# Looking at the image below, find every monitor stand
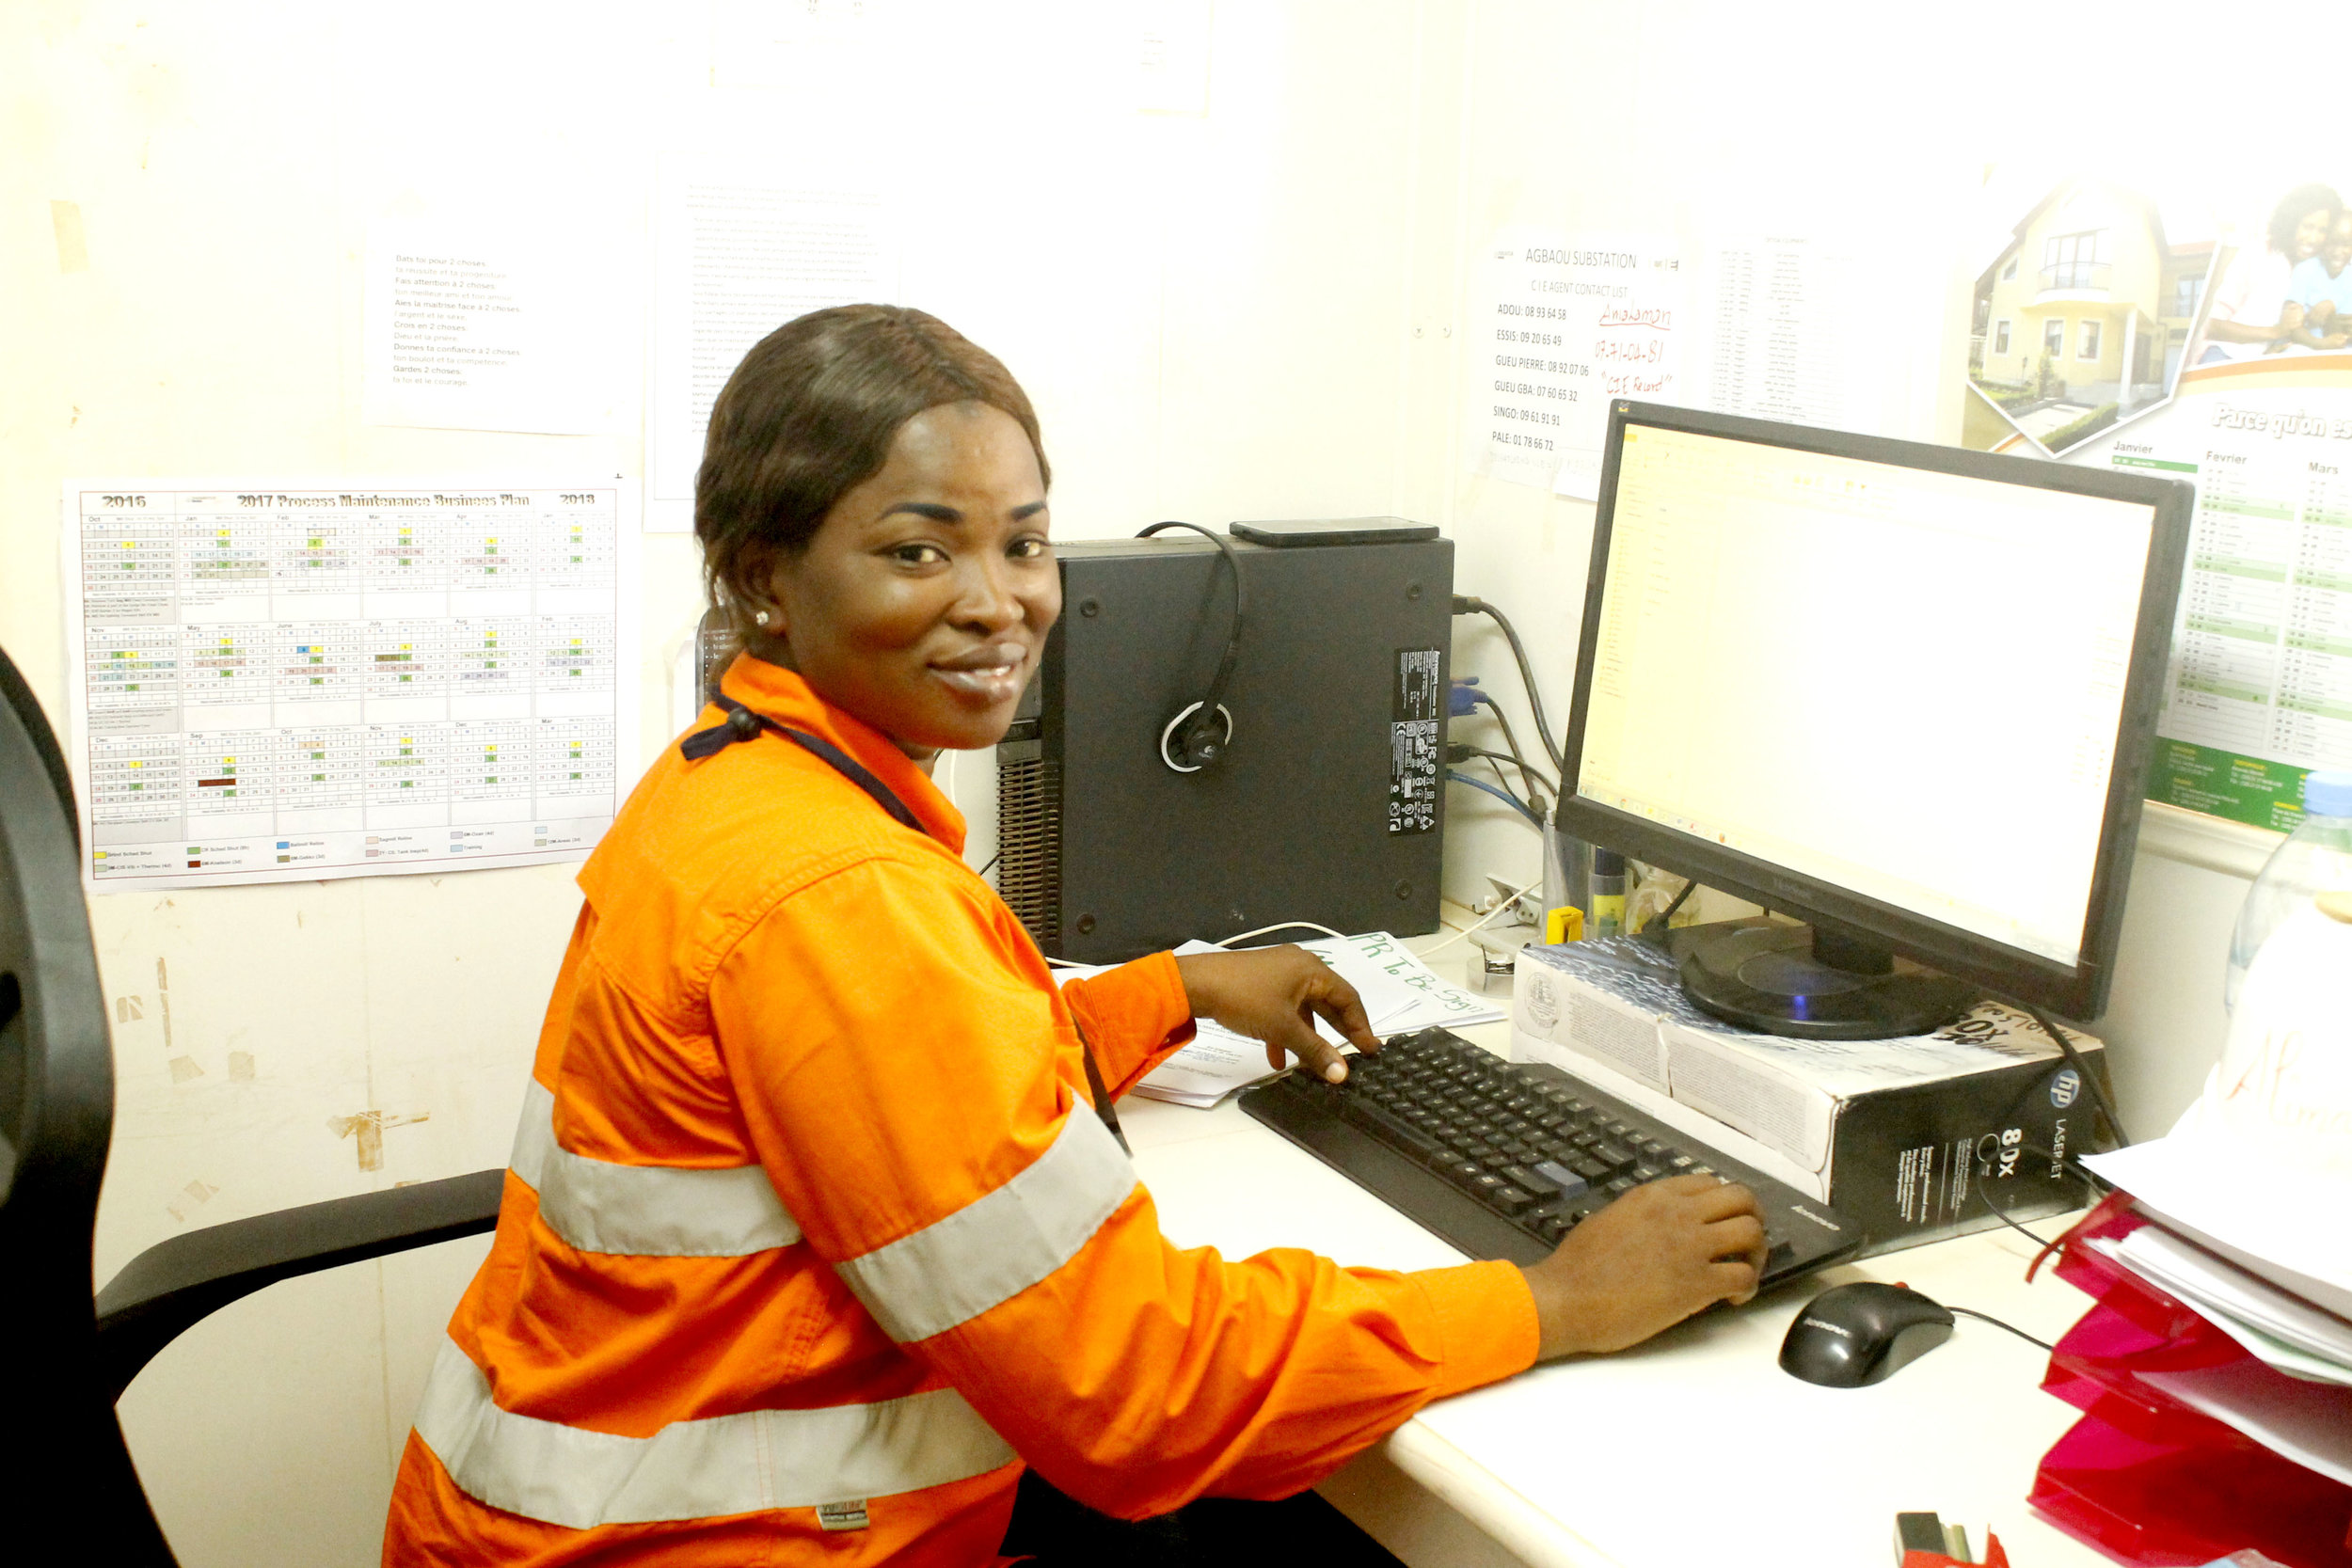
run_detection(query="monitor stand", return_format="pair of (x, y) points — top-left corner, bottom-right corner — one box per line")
(1667, 918), (1977, 1040)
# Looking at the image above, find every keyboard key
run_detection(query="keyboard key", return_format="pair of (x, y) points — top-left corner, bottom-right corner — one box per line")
(1489, 1185), (1533, 1213)
(1569, 1155), (1612, 1182)
(1529, 1160), (1590, 1203)
(1590, 1140), (1635, 1168)
(1500, 1164), (1559, 1200)
(1605, 1176), (1636, 1196)
(1630, 1163), (1664, 1183)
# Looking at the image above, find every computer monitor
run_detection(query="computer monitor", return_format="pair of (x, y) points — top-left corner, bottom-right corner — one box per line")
(1556, 402), (2192, 1037)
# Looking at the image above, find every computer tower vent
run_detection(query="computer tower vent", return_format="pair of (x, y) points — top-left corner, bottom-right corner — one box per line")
(994, 754), (1061, 949)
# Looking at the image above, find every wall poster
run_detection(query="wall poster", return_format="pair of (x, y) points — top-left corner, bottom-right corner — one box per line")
(1959, 167), (2352, 831)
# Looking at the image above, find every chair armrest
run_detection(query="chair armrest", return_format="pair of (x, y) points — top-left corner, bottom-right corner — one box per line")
(93, 1168), (506, 1402)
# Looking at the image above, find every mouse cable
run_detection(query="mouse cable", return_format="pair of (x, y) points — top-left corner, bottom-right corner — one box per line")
(1946, 1306), (2054, 1354)
(1136, 521), (1246, 762)
(1448, 768), (1545, 829)
(1452, 595), (1563, 772)
(2019, 1002), (2133, 1150)
(975, 850), (1001, 883)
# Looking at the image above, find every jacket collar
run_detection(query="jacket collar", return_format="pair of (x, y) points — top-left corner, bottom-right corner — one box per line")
(716, 654), (969, 856)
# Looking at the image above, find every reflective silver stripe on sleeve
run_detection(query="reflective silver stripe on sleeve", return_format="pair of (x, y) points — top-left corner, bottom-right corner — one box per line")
(413, 1338), (1015, 1529)
(834, 1106), (1138, 1344)
(508, 1079), (803, 1258)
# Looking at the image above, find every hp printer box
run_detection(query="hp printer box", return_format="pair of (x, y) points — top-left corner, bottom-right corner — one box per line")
(1511, 937), (2103, 1257)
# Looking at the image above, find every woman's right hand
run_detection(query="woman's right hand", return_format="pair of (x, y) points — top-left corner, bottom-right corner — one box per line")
(1518, 1175), (1768, 1359)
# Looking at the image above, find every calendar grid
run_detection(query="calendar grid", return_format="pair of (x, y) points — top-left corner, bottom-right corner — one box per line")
(66, 483), (630, 889)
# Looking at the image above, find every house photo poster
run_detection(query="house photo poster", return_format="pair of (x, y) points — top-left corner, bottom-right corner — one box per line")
(1958, 166), (2352, 831)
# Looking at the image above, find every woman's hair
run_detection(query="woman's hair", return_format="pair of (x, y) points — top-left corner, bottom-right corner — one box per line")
(2269, 182), (2343, 252)
(695, 305), (1048, 641)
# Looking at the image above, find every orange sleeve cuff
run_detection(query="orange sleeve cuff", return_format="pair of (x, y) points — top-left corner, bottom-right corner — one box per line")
(1408, 1259), (1541, 1400)
(1062, 951), (1197, 1094)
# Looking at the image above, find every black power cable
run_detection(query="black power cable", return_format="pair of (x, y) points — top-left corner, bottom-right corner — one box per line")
(1137, 521), (1247, 768)
(2020, 1003), (2131, 1150)
(1454, 594), (1563, 772)
(1446, 742), (1552, 816)
(1453, 744), (1558, 799)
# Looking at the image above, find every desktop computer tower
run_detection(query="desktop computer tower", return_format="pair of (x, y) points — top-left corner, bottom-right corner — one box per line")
(995, 532), (1453, 963)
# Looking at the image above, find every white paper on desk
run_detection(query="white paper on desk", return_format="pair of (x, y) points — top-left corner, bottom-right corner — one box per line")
(2085, 1135), (2352, 1303)
(1131, 1021), (1291, 1108)
(363, 222), (629, 436)
(1068, 936), (1440, 1108)
(1296, 931), (1506, 1033)
(647, 157), (898, 528)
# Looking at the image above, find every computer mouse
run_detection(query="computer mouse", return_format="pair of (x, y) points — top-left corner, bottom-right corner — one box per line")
(1778, 1281), (1955, 1387)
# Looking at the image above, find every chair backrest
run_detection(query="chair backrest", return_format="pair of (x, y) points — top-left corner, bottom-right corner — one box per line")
(0, 646), (180, 1561)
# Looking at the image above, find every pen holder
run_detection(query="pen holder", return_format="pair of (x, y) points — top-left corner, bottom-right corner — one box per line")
(1541, 821), (1592, 942)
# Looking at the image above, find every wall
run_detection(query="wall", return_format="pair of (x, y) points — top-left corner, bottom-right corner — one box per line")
(6, 3), (1466, 1560)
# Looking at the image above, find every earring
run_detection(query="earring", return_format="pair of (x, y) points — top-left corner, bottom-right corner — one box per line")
(754, 610), (771, 626)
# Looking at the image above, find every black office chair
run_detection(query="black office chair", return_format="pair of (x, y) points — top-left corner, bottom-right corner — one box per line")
(0, 645), (504, 1562)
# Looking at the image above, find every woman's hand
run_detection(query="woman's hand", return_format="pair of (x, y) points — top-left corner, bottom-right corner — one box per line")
(1170, 945), (1382, 1083)
(1518, 1175), (1768, 1358)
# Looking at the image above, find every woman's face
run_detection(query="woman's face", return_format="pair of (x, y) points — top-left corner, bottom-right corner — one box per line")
(2290, 205), (2334, 261)
(759, 402), (1059, 761)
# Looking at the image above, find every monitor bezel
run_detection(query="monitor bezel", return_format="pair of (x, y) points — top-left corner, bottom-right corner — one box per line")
(1555, 400), (2193, 1021)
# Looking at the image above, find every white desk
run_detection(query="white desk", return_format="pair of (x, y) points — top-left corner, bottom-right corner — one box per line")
(1121, 1018), (2113, 1568)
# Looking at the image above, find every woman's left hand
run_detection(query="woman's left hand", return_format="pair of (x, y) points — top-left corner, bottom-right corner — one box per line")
(1170, 945), (1382, 1084)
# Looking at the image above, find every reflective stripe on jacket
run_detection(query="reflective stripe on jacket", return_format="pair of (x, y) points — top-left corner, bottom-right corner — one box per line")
(382, 655), (1538, 1565)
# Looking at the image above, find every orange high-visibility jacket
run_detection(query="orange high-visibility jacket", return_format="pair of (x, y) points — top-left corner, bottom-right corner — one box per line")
(383, 655), (1538, 1566)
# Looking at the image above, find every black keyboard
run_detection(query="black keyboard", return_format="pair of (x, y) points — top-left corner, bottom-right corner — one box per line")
(1239, 1026), (1863, 1286)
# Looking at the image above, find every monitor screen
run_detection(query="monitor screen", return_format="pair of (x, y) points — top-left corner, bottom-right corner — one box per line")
(1561, 403), (2191, 1019)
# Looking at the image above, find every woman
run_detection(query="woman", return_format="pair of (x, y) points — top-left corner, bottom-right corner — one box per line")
(382, 305), (1766, 1565)
(2197, 182), (2341, 363)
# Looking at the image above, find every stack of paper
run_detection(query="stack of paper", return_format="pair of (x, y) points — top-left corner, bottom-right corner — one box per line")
(1057, 932), (1507, 1110)
(2080, 1138), (2352, 1485)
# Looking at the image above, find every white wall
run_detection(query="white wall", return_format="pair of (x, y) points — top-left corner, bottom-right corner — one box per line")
(5, 2), (2296, 1561)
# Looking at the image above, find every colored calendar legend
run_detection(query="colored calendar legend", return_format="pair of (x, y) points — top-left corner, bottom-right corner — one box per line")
(63, 482), (636, 890)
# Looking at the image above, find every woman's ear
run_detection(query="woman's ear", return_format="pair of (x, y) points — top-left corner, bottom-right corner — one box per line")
(723, 546), (787, 645)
